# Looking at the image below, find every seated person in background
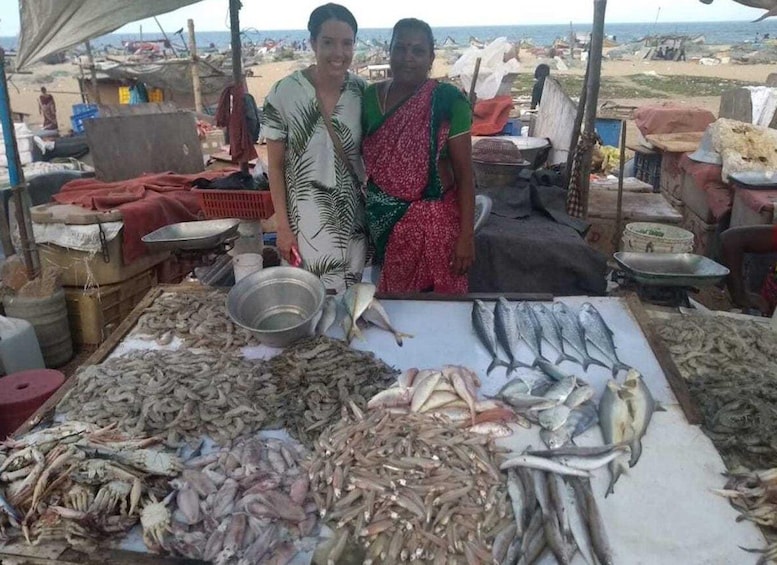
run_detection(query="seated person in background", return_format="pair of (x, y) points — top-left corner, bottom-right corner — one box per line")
(720, 225), (777, 316)
(531, 64), (550, 110)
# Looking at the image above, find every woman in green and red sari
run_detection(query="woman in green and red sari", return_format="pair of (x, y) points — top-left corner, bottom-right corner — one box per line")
(362, 18), (475, 294)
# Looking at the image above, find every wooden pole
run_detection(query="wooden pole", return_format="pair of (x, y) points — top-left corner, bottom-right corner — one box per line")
(569, 22), (575, 60)
(469, 57), (482, 107)
(154, 16), (179, 58)
(187, 19), (203, 113)
(564, 55), (591, 188)
(612, 120), (627, 253)
(580, 0), (607, 220)
(229, 0), (249, 175)
(84, 41), (101, 104)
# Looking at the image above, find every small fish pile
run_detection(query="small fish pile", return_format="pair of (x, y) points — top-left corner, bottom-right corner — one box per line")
(58, 350), (276, 447)
(715, 468), (777, 564)
(0, 422), (179, 553)
(268, 336), (398, 448)
(655, 316), (777, 470)
(493, 367), (599, 449)
(134, 290), (257, 349)
(498, 447), (621, 564)
(598, 370), (661, 496)
(162, 436), (318, 564)
(338, 283), (411, 346)
(367, 365), (525, 437)
(308, 408), (513, 564)
(473, 299), (630, 376)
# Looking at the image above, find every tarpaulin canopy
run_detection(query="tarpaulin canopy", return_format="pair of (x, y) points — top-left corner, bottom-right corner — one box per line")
(15, 0), (203, 70)
(96, 59), (232, 96)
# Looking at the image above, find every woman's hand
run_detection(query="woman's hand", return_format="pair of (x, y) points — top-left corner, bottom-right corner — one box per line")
(276, 225), (298, 264)
(451, 232), (475, 276)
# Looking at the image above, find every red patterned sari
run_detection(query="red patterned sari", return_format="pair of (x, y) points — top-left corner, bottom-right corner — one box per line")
(363, 80), (467, 294)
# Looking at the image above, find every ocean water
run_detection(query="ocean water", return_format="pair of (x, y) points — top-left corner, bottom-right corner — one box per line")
(3, 20), (777, 53)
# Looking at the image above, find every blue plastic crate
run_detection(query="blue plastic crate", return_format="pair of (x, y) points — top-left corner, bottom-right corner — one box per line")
(70, 107), (99, 134)
(72, 103), (97, 115)
(595, 118), (623, 148)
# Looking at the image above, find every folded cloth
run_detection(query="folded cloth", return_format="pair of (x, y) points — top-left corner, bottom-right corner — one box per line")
(53, 171), (230, 264)
(634, 103), (715, 137)
(472, 95), (514, 136)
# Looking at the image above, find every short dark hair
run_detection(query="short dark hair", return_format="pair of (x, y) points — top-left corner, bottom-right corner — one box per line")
(308, 3), (358, 40)
(40, 87), (47, 93)
(390, 18), (435, 53)
(535, 64), (551, 79)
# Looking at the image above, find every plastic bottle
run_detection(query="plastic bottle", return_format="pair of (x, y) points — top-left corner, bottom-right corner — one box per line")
(0, 316), (45, 376)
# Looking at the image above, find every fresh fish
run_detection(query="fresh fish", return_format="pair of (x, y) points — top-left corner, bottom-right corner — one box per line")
(515, 302), (548, 366)
(495, 298), (531, 373)
(543, 375), (577, 403)
(499, 393), (559, 412)
(599, 380), (635, 497)
(410, 371), (443, 413)
(578, 302), (631, 377)
(565, 479), (596, 565)
(362, 298), (412, 346)
(500, 455), (591, 477)
(315, 296), (338, 336)
(540, 427), (572, 449)
(538, 404), (572, 431)
(505, 470), (525, 538)
(622, 369), (662, 467)
(532, 303), (579, 365)
(496, 378), (531, 397)
(565, 384), (595, 409)
(527, 444), (624, 458)
(571, 478), (615, 565)
(472, 300), (509, 374)
(342, 283), (376, 343)
(551, 302), (607, 372)
(0, 489), (21, 524)
(558, 447), (632, 472)
(564, 401), (599, 438)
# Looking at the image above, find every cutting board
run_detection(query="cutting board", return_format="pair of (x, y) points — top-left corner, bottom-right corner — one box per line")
(645, 132), (704, 153)
(31, 203), (123, 225)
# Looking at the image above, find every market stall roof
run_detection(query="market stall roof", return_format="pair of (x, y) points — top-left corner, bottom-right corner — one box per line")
(15, 0), (203, 70)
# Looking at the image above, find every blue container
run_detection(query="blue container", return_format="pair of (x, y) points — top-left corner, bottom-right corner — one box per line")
(263, 232), (277, 247)
(71, 103), (97, 116)
(500, 119), (519, 136)
(595, 118), (623, 148)
(70, 107), (99, 134)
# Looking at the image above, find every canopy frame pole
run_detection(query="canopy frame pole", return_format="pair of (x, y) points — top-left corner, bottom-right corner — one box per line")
(579, 0), (607, 220)
(84, 40), (101, 104)
(188, 19), (203, 113)
(154, 16), (179, 58)
(0, 49), (39, 278)
(229, 0), (249, 175)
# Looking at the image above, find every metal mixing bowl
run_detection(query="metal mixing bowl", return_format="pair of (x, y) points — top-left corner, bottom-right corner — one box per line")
(227, 266), (326, 348)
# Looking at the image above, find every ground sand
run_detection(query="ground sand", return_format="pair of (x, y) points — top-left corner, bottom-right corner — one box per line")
(8, 49), (777, 133)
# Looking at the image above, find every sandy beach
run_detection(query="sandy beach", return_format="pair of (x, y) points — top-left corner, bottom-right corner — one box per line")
(6, 47), (774, 136)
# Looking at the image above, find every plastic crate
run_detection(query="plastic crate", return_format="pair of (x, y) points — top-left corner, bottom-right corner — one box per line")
(193, 188), (275, 220)
(70, 107), (99, 134)
(634, 151), (661, 192)
(72, 103), (97, 115)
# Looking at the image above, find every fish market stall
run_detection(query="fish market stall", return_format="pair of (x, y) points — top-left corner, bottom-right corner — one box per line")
(0, 284), (766, 564)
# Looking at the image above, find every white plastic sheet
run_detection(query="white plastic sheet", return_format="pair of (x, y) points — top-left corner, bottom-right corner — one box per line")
(15, 0), (202, 69)
(448, 37), (520, 100)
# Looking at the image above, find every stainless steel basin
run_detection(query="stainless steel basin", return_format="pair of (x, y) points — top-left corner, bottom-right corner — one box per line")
(227, 266), (326, 347)
(614, 252), (730, 287)
(142, 219), (240, 251)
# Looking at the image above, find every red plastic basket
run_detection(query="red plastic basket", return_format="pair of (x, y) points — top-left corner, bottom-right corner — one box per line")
(193, 188), (275, 220)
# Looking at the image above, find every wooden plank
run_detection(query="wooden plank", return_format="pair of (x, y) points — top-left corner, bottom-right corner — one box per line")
(624, 294), (702, 424)
(645, 132), (704, 154)
(85, 112), (204, 182)
(718, 88), (753, 124)
(532, 78), (577, 166)
(590, 177), (654, 193)
(376, 292), (554, 302)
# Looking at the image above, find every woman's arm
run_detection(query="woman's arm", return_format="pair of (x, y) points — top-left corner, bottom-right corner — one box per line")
(447, 133), (475, 275)
(266, 139), (296, 262)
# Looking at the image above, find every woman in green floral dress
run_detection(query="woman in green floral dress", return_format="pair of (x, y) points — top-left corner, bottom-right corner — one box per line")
(263, 3), (367, 292)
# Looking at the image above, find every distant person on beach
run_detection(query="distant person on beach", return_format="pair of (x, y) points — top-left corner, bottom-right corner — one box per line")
(531, 63), (550, 110)
(361, 18), (475, 294)
(263, 3), (366, 293)
(38, 87), (57, 131)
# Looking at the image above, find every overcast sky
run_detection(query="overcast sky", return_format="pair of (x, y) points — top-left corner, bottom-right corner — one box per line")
(0, 0), (769, 36)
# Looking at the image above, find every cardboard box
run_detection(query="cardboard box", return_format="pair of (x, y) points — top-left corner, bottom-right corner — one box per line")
(64, 268), (156, 345)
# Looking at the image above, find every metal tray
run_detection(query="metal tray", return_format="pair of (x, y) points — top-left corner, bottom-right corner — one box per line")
(142, 219), (241, 252)
(613, 252), (730, 287)
(729, 171), (777, 189)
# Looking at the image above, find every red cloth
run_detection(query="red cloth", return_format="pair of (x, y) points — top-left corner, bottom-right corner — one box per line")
(362, 80), (467, 294)
(736, 186), (777, 215)
(472, 96), (514, 136)
(215, 84), (258, 163)
(679, 154), (734, 222)
(53, 171), (229, 264)
(634, 103), (715, 137)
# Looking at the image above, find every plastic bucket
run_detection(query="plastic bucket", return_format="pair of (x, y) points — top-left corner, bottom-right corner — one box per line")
(2, 289), (73, 368)
(621, 222), (695, 254)
(233, 253), (264, 282)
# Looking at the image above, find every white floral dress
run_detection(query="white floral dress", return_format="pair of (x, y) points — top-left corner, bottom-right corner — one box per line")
(262, 70), (367, 293)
